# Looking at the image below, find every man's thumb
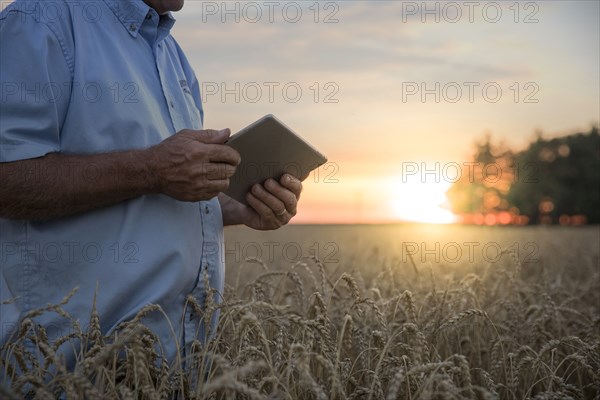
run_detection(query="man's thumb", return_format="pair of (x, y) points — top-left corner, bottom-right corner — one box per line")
(196, 128), (231, 144)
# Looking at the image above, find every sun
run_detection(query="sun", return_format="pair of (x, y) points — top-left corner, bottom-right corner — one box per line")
(389, 177), (457, 224)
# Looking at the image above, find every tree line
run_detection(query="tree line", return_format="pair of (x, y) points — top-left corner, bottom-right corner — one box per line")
(447, 126), (599, 225)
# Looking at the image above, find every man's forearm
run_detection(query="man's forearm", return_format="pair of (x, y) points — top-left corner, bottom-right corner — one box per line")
(0, 151), (156, 220)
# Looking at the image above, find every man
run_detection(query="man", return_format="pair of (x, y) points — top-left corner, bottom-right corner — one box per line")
(0, 0), (302, 367)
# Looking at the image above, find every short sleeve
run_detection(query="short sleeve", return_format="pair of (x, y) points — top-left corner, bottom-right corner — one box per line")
(0, 8), (72, 163)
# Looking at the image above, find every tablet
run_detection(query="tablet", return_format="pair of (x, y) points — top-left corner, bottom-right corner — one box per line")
(224, 114), (328, 206)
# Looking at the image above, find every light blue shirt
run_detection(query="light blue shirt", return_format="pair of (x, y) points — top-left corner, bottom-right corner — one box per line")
(0, 0), (224, 367)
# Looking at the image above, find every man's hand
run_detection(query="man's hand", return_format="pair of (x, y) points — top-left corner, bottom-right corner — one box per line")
(219, 174), (303, 230)
(148, 129), (241, 202)
(0, 128), (240, 220)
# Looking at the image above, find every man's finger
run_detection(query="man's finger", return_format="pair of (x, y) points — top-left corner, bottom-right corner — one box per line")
(207, 144), (241, 166)
(193, 128), (231, 144)
(205, 163), (237, 180)
(280, 174), (303, 199)
(264, 179), (298, 215)
(251, 183), (287, 215)
(246, 192), (283, 226)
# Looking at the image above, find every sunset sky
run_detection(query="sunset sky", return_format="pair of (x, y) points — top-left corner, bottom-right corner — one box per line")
(151, 2), (596, 223)
(177, 2), (599, 223)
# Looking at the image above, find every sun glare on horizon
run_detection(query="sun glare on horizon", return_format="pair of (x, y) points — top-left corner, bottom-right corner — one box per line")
(390, 177), (458, 224)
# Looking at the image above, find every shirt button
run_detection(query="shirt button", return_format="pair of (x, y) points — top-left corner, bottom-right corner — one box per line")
(205, 205), (210, 214)
(169, 100), (175, 108)
(129, 23), (136, 32)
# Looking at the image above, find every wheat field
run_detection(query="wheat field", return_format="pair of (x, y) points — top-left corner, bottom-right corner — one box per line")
(1, 224), (599, 399)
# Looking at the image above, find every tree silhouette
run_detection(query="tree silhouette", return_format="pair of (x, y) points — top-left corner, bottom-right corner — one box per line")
(508, 127), (599, 224)
(447, 126), (599, 224)
(446, 135), (516, 221)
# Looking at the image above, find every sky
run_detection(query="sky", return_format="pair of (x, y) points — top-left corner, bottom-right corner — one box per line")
(168, 1), (599, 224)
(10, 0), (595, 224)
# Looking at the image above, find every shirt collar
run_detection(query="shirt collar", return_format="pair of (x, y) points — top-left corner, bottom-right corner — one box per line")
(102, 0), (176, 38)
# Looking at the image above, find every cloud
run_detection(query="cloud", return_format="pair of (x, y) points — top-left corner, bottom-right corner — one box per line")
(173, 1), (542, 87)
